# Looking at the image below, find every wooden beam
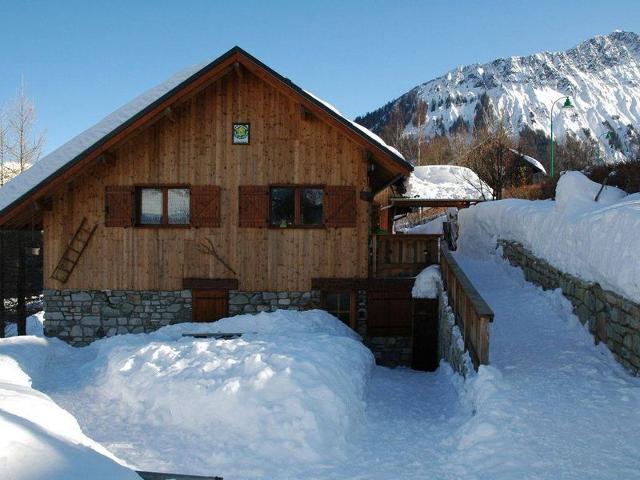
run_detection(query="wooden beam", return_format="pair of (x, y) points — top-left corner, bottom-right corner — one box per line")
(96, 152), (117, 167)
(183, 278), (239, 290)
(163, 107), (176, 123)
(300, 104), (314, 121)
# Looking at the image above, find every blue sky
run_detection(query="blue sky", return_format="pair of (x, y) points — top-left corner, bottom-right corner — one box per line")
(1, 0), (638, 155)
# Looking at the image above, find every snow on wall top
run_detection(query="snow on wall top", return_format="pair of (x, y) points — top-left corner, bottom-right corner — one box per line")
(0, 49), (406, 215)
(458, 171), (640, 303)
(404, 165), (492, 200)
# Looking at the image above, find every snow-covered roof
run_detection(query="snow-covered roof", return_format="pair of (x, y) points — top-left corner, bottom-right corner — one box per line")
(0, 47), (410, 217)
(304, 90), (405, 161)
(509, 149), (547, 174)
(404, 165), (492, 200)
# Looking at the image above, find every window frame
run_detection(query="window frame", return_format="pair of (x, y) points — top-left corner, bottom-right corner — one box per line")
(135, 185), (192, 228)
(269, 184), (325, 229)
(321, 290), (357, 330)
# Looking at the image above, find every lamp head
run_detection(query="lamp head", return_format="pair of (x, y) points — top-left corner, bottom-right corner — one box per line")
(563, 97), (574, 108)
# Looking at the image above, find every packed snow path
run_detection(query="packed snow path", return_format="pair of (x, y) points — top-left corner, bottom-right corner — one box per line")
(451, 253), (640, 479)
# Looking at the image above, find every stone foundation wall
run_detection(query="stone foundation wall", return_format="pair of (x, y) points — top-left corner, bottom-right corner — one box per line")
(437, 287), (473, 377)
(366, 336), (413, 367)
(228, 290), (321, 315)
(43, 286), (418, 368)
(43, 289), (191, 346)
(500, 240), (640, 375)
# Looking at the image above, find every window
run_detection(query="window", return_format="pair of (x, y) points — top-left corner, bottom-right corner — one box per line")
(138, 187), (190, 226)
(270, 186), (323, 227)
(323, 292), (355, 328)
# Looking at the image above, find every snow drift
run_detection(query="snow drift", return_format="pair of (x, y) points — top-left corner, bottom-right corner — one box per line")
(458, 171), (640, 302)
(0, 336), (138, 480)
(412, 265), (441, 299)
(0, 310), (374, 478)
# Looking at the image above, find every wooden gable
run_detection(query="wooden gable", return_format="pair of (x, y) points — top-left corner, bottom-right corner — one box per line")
(0, 47), (411, 230)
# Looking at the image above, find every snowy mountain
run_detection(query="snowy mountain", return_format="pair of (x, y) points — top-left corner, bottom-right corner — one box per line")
(356, 31), (640, 160)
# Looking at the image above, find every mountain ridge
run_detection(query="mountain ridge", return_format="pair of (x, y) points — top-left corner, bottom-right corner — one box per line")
(356, 31), (640, 161)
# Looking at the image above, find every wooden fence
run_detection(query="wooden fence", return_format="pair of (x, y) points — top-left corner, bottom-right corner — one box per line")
(372, 234), (440, 278)
(440, 247), (494, 369)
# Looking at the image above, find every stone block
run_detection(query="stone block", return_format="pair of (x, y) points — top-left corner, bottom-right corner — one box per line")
(166, 303), (183, 313)
(70, 292), (92, 302)
(230, 294), (249, 305)
(101, 306), (120, 317)
(82, 316), (101, 326)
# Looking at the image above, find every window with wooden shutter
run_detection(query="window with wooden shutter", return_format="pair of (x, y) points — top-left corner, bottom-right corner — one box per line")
(105, 186), (134, 227)
(238, 186), (269, 227)
(191, 186), (221, 227)
(325, 186), (356, 227)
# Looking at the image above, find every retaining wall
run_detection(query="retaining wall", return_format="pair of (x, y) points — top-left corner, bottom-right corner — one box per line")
(500, 240), (640, 375)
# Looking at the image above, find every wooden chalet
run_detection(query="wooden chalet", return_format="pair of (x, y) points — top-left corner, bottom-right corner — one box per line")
(0, 47), (444, 367)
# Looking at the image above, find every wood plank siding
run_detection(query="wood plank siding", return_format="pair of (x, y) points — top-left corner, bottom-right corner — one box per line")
(42, 68), (373, 291)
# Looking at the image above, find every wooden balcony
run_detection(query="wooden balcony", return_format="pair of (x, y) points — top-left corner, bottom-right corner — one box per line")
(371, 234), (441, 278)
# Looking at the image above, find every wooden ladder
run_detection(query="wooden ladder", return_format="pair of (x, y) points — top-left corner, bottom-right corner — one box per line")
(51, 218), (97, 283)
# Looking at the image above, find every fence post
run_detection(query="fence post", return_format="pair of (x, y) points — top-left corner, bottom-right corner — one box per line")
(17, 232), (26, 336)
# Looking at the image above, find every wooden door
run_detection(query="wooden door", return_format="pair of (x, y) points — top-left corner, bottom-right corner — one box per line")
(367, 289), (413, 337)
(412, 299), (439, 371)
(192, 289), (228, 322)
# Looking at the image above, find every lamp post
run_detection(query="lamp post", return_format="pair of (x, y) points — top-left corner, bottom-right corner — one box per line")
(549, 96), (574, 177)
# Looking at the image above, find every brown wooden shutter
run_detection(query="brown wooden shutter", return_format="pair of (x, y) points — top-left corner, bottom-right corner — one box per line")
(238, 186), (269, 227)
(105, 186), (134, 227)
(325, 186), (356, 227)
(191, 186), (221, 227)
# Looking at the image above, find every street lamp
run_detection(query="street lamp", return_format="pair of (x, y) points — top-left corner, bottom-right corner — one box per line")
(549, 96), (574, 177)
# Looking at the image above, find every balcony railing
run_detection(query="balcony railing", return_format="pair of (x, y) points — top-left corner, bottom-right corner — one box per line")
(371, 234), (440, 278)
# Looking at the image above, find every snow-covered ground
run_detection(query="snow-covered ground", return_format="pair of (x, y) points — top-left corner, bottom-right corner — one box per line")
(459, 171), (640, 303)
(449, 251), (640, 479)
(3, 236), (640, 478)
(4, 311), (45, 337)
(0, 334), (139, 480)
(5, 288), (640, 479)
(405, 165), (492, 200)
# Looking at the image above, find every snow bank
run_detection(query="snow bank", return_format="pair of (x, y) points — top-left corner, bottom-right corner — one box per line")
(86, 311), (372, 468)
(403, 214), (447, 234)
(4, 311), (45, 337)
(0, 337), (138, 480)
(458, 171), (640, 302)
(404, 165), (492, 200)
(412, 265), (441, 299)
(1, 310), (374, 477)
